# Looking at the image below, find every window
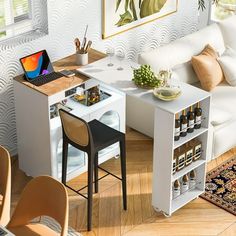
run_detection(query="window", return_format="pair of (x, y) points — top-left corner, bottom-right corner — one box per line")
(0, 0), (32, 40)
(211, 0), (236, 21)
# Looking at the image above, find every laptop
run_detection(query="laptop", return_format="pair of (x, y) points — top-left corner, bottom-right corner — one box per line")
(20, 50), (63, 86)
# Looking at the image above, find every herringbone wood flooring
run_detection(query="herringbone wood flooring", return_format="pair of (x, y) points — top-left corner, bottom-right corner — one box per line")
(11, 128), (236, 236)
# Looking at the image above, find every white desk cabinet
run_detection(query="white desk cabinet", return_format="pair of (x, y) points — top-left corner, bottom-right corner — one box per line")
(14, 78), (125, 181)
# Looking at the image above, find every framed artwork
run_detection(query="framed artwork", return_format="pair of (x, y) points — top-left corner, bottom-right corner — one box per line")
(102, 0), (178, 39)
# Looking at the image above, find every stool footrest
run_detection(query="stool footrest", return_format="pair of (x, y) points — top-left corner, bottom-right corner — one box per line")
(64, 172), (111, 200)
(64, 184), (88, 199)
(98, 166), (122, 181)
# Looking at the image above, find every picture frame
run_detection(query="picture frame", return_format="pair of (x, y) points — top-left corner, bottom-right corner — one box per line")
(102, 0), (178, 39)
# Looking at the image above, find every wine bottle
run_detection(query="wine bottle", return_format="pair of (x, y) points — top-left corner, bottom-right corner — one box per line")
(194, 102), (202, 129)
(176, 147), (185, 171)
(189, 170), (196, 189)
(181, 174), (189, 194)
(180, 110), (187, 137)
(174, 113), (180, 141)
(173, 154), (177, 174)
(173, 180), (181, 199)
(187, 106), (195, 133)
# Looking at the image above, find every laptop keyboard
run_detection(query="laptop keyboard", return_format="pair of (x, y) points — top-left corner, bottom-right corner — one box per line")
(30, 72), (62, 86)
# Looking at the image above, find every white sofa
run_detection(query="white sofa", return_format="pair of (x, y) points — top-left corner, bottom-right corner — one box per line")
(138, 15), (236, 160)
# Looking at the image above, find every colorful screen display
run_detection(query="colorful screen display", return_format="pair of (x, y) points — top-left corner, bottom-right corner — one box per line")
(20, 50), (54, 80)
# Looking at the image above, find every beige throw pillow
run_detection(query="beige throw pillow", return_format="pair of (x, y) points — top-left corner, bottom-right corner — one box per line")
(191, 44), (224, 91)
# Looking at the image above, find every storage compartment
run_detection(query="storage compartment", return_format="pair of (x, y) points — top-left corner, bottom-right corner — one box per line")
(172, 132), (208, 181)
(171, 163), (206, 212)
(152, 84), (210, 216)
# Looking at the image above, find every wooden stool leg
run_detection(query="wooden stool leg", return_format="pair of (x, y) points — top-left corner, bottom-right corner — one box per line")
(94, 153), (98, 193)
(62, 139), (68, 184)
(120, 138), (127, 210)
(87, 153), (94, 231)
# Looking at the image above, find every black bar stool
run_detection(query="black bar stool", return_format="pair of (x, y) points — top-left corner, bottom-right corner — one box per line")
(59, 109), (127, 231)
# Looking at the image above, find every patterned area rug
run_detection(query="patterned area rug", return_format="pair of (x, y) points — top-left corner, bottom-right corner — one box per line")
(35, 216), (82, 236)
(201, 156), (236, 216)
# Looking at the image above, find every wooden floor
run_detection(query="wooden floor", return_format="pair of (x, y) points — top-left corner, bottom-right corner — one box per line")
(11, 128), (236, 236)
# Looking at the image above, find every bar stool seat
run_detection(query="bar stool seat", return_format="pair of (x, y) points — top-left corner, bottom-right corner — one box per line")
(59, 109), (127, 231)
(89, 119), (124, 151)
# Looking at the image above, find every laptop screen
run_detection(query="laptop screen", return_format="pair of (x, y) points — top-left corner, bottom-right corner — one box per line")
(20, 50), (54, 80)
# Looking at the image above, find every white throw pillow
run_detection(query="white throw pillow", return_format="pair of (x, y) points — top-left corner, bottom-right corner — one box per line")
(211, 106), (233, 126)
(218, 47), (236, 86)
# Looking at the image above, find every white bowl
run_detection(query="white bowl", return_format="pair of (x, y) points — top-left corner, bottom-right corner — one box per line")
(153, 86), (181, 101)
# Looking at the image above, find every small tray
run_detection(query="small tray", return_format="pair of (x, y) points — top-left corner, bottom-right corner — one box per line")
(153, 87), (181, 101)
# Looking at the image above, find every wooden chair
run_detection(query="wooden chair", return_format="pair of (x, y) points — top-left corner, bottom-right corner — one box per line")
(59, 109), (127, 231)
(0, 145), (11, 226)
(7, 176), (68, 236)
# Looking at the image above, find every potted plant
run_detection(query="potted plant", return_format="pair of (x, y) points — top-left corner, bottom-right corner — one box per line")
(198, 0), (219, 11)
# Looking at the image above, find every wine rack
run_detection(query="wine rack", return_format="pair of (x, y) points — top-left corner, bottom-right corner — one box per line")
(152, 82), (211, 217)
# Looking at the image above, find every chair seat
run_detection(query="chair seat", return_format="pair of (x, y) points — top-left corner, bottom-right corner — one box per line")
(8, 223), (60, 236)
(88, 119), (124, 152)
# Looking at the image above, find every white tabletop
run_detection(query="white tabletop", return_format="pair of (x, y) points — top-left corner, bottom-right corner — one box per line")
(77, 57), (210, 114)
(77, 57), (138, 91)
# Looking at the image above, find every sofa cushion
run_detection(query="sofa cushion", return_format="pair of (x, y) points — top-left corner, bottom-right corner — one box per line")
(193, 80), (236, 122)
(211, 106), (233, 126)
(210, 81), (236, 116)
(218, 15), (236, 51)
(172, 62), (198, 84)
(218, 47), (236, 86)
(191, 45), (224, 91)
(138, 23), (225, 84)
(207, 80), (236, 157)
(213, 119), (236, 157)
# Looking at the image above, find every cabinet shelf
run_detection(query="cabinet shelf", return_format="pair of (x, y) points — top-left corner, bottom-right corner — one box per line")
(171, 187), (204, 213)
(174, 127), (208, 149)
(172, 160), (206, 181)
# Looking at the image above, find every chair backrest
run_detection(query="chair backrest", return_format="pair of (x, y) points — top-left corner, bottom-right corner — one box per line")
(7, 176), (68, 236)
(59, 109), (92, 148)
(0, 145), (11, 226)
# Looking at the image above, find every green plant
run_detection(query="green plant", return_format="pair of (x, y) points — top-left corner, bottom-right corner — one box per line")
(116, 0), (167, 26)
(198, 0), (219, 11)
(115, 0), (219, 27)
(132, 65), (162, 88)
(198, 0), (206, 10)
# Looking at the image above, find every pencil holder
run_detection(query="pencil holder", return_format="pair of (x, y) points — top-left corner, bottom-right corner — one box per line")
(76, 53), (88, 66)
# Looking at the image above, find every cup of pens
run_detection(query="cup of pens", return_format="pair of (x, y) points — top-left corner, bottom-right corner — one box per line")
(75, 25), (92, 66)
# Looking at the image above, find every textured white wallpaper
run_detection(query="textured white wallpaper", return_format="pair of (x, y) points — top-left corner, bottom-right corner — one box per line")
(0, 0), (198, 154)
